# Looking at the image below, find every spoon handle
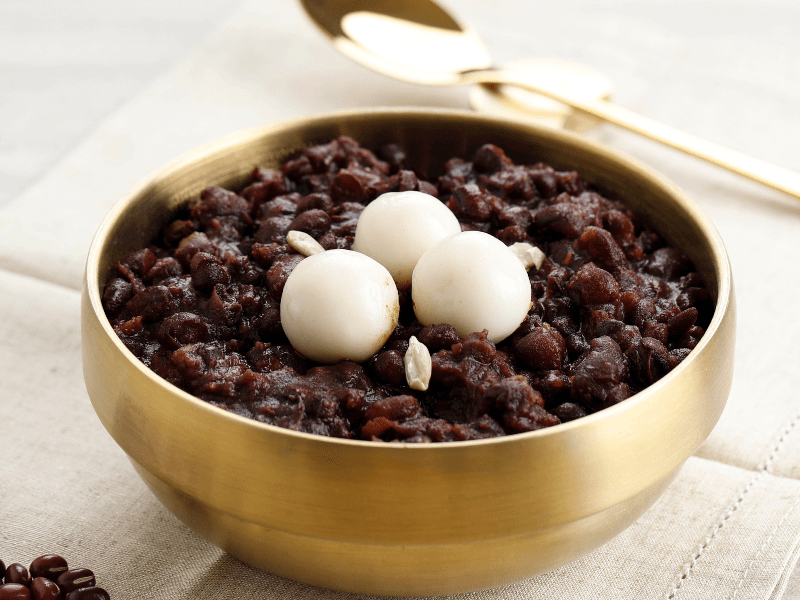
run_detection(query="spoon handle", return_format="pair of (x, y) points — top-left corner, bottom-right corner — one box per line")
(476, 69), (800, 199)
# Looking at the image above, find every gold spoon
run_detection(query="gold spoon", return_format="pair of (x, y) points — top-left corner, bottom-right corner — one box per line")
(300, 0), (800, 199)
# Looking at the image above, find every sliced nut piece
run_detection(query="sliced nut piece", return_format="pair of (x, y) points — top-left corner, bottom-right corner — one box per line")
(404, 336), (432, 391)
(287, 230), (325, 257)
(509, 242), (546, 271)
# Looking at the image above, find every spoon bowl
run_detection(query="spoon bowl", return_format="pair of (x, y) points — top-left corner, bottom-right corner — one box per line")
(303, 0), (490, 85)
(300, 0), (800, 199)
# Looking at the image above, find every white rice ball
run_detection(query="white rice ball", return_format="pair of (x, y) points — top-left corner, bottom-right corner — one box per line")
(280, 249), (400, 363)
(352, 190), (461, 288)
(411, 231), (532, 343)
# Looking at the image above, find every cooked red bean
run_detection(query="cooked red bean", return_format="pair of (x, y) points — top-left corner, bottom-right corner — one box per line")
(372, 351), (406, 386)
(190, 252), (230, 291)
(103, 136), (711, 441)
(257, 195), (299, 219)
(417, 323), (461, 352)
(473, 143), (513, 174)
(515, 327), (566, 371)
(296, 192), (334, 214)
(254, 215), (292, 244)
(567, 263), (621, 306)
(450, 183), (497, 222)
(287, 208), (331, 239)
(191, 186), (252, 230)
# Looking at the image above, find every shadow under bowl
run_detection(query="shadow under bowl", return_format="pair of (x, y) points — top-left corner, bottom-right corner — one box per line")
(81, 107), (735, 597)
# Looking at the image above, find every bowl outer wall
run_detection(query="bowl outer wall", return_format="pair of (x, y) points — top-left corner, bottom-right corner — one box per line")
(81, 108), (735, 570)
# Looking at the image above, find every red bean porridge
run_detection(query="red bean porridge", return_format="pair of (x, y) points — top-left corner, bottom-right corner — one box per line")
(102, 137), (713, 442)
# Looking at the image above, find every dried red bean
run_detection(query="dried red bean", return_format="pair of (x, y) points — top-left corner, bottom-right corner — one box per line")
(29, 555), (68, 581)
(495, 225), (528, 245)
(56, 569), (95, 596)
(256, 195), (299, 219)
(643, 322), (669, 346)
(570, 336), (629, 410)
(65, 588), (110, 600)
(242, 168), (289, 207)
(29, 578), (60, 600)
(0, 584), (30, 600)
(452, 331), (497, 363)
(249, 242), (288, 268)
(626, 336), (675, 385)
(483, 165), (537, 200)
(630, 298), (657, 330)
(417, 180), (438, 197)
(4, 565), (29, 587)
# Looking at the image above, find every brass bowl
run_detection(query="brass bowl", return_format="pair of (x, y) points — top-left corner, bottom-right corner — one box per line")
(81, 107), (735, 596)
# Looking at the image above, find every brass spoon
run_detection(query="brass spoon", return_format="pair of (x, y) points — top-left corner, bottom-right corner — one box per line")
(300, 0), (800, 199)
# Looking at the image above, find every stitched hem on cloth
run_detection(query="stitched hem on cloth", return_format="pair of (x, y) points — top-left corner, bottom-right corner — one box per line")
(665, 409), (800, 600)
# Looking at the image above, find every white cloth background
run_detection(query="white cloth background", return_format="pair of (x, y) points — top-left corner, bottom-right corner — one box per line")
(1, 1), (799, 598)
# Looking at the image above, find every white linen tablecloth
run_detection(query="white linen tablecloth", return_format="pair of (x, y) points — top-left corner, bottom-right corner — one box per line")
(1, 1), (799, 598)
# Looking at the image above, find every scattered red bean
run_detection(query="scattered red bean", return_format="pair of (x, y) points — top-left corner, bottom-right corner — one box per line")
(0, 584), (31, 600)
(0, 557), (110, 600)
(4, 566), (29, 587)
(28, 556), (67, 582)
(65, 588), (110, 600)
(56, 569), (95, 596)
(29, 578), (59, 600)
